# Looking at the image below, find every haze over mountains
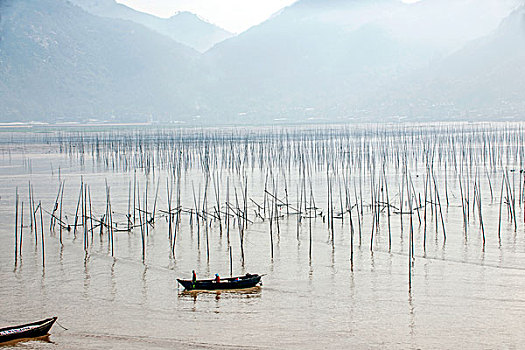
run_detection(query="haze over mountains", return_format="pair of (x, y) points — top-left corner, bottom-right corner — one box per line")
(0, 0), (523, 124)
(69, 0), (233, 52)
(427, 5), (525, 118)
(0, 0), (201, 121)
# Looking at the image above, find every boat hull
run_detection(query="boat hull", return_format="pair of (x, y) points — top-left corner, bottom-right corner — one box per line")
(0, 317), (57, 344)
(177, 274), (262, 291)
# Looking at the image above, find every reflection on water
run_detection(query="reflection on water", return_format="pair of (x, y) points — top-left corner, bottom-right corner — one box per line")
(178, 286), (262, 301)
(179, 286), (263, 314)
(0, 335), (52, 348)
(0, 125), (525, 349)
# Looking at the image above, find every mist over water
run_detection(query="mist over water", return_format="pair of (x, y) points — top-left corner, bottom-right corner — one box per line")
(1, 123), (525, 349)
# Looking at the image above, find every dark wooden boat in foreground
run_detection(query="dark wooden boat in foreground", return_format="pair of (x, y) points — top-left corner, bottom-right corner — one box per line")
(0, 317), (57, 344)
(177, 274), (263, 291)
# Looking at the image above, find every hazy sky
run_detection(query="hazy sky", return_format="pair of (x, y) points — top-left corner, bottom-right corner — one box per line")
(116, 0), (423, 33)
(116, 0), (298, 33)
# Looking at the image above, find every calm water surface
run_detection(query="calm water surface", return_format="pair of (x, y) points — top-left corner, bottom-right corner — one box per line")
(1, 126), (524, 349)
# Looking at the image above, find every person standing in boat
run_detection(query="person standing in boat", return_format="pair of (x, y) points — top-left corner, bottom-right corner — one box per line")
(192, 270), (197, 283)
(214, 273), (220, 283)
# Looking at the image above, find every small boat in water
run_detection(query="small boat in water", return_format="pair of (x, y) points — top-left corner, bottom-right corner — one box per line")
(177, 273), (263, 291)
(0, 317), (57, 344)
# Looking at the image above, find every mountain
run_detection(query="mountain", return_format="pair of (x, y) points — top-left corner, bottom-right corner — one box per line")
(385, 0), (522, 53)
(419, 5), (525, 118)
(201, 0), (411, 122)
(1, 0), (523, 124)
(0, 0), (202, 122)
(68, 0), (233, 52)
(359, 3), (525, 120)
(200, 0), (521, 123)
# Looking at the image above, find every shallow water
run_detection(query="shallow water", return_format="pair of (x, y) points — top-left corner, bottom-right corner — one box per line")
(1, 125), (525, 349)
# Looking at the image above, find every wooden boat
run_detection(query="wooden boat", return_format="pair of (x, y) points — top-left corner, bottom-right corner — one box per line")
(0, 317), (57, 344)
(177, 273), (263, 291)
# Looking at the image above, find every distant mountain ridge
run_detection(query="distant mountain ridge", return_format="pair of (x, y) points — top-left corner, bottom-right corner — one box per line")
(197, 0), (523, 123)
(0, 0), (202, 122)
(68, 0), (233, 52)
(420, 4), (525, 118)
(0, 0), (524, 124)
